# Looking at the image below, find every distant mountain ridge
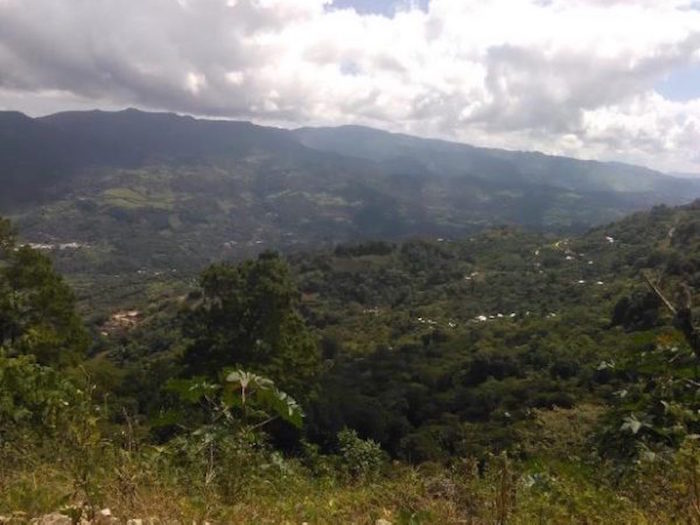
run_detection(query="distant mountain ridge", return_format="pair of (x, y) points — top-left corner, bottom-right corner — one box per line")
(293, 125), (681, 195)
(1, 109), (696, 206)
(1, 108), (699, 280)
(670, 171), (700, 179)
(0, 108), (303, 205)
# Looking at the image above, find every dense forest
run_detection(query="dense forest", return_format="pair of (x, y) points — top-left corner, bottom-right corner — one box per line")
(1, 200), (700, 523)
(4, 110), (700, 296)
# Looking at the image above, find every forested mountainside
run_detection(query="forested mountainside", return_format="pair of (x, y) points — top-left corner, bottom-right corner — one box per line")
(2, 201), (697, 522)
(103, 199), (700, 461)
(2, 110), (700, 295)
(1, 109), (700, 521)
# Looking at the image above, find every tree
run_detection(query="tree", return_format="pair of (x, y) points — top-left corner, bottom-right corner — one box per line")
(0, 217), (15, 253)
(182, 252), (320, 400)
(598, 273), (700, 460)
(0, 217), (88, 367)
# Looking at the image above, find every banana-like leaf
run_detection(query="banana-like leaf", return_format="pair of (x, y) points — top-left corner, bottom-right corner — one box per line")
(165, 377), (220, 403)
(225, 369), (303, 428)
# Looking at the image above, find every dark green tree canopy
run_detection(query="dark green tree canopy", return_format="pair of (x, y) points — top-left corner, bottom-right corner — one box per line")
(0, 217), (88, 366)
(182, 251), (320, 399)
(0, 217), (15, 253)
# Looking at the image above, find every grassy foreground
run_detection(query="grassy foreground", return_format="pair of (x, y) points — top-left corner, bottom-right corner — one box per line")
(2, 438), (699, 524)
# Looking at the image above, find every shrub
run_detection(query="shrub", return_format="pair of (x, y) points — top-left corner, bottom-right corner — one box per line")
(337, 428), (386, 481)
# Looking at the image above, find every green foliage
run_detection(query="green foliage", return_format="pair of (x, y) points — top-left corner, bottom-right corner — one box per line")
(182, 252), (320, 399)
(224, 369), (304, 428)
(3, 203), (700, 520)
(611, 290), (662, 331)
(0, 353), (82, 445)
(598, 331), (700, 460)
(166, 370), (304, 429)
(0, 354), (107, 510)
(0, 218), (88, 366)
(162, 370), (303, 519)
(0, 217), (15, 252)
(58, 377), (109, 509)
(290, 202), (700, 462)
(166, 426), (272, 518)
(337, 428), (386, 481)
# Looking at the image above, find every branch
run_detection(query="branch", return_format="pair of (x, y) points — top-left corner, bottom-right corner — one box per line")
(248, 415), (279, 432)
(643, 272), (677, 315)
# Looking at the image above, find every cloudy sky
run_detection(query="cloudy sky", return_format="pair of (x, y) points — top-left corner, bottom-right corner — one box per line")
(1, 0), (699, 174)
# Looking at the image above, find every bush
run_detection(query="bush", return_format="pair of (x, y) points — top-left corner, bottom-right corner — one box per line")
(337, 428), (386, 481)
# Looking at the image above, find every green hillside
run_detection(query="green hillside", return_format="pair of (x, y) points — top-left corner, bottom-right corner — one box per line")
(1, 109), (700, 521)
(2, 110), (699, 308)
(3, 201), (697, 522)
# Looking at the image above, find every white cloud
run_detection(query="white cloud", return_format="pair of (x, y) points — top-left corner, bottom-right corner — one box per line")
(0, 0), (699, 172)
(225, 70), (245, 85)
(185, 72), (207, 94)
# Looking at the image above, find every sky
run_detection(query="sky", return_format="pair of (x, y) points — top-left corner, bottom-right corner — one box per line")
(0, 0), (699, 175)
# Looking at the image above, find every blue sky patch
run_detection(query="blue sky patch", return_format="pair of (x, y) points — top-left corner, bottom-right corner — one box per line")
(656, 63), (700, 102)
(329, 0), (429, 17)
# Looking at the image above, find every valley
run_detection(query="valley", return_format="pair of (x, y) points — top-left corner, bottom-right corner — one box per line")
(3, 1), (700, 521)
(3, 109), (700, 315)
(1, 111), (700, 523)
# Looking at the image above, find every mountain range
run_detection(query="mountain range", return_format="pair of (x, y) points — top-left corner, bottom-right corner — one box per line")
(1, 108), (698, 280)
